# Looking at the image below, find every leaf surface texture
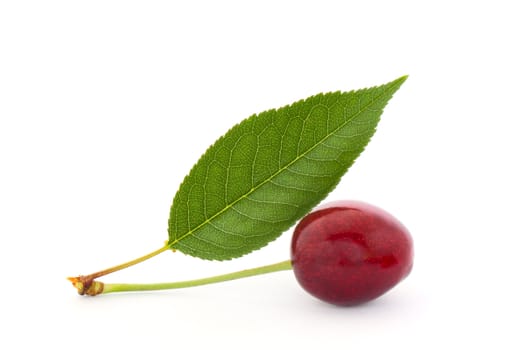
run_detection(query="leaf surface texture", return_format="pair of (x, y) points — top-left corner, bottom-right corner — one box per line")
(168, 76), (407, 260)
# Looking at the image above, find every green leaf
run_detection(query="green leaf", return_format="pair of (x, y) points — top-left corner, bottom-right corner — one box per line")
(168, 76), (407, 260)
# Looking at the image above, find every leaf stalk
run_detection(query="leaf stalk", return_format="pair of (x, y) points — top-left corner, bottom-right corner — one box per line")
(68, 245), (170, 295)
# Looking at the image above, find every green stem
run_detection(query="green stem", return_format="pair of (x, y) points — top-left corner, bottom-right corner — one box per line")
(102, 260), (293, 294)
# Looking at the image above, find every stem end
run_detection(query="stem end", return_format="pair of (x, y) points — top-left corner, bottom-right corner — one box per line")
(67, 276), (104, 296)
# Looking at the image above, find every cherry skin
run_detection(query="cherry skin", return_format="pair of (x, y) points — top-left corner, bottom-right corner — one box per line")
(291, 201), (413, 306)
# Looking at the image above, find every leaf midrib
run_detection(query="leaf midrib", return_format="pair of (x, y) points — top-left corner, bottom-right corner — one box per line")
(170, 85), (395, 247)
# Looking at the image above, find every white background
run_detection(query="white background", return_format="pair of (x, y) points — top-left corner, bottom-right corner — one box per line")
(1, 1), (524, 349)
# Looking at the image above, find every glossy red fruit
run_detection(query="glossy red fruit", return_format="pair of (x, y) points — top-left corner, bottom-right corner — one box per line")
(291, 201), (413, 306)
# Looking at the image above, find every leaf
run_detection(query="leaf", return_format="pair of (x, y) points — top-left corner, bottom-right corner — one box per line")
(168, 76), (407, 260)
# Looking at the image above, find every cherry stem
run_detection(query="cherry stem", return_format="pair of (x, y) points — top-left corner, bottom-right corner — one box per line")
(68, 245), (170, 295)
(100, 260), (293, 295)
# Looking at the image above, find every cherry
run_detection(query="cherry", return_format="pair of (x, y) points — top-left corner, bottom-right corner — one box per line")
(291, 201), (413, 306)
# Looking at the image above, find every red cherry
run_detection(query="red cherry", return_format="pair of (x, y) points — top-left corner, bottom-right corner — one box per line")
(291, 201), (413, 306)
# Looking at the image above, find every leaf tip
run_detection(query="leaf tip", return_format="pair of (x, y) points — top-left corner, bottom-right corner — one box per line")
(394, 75), (409, 86)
